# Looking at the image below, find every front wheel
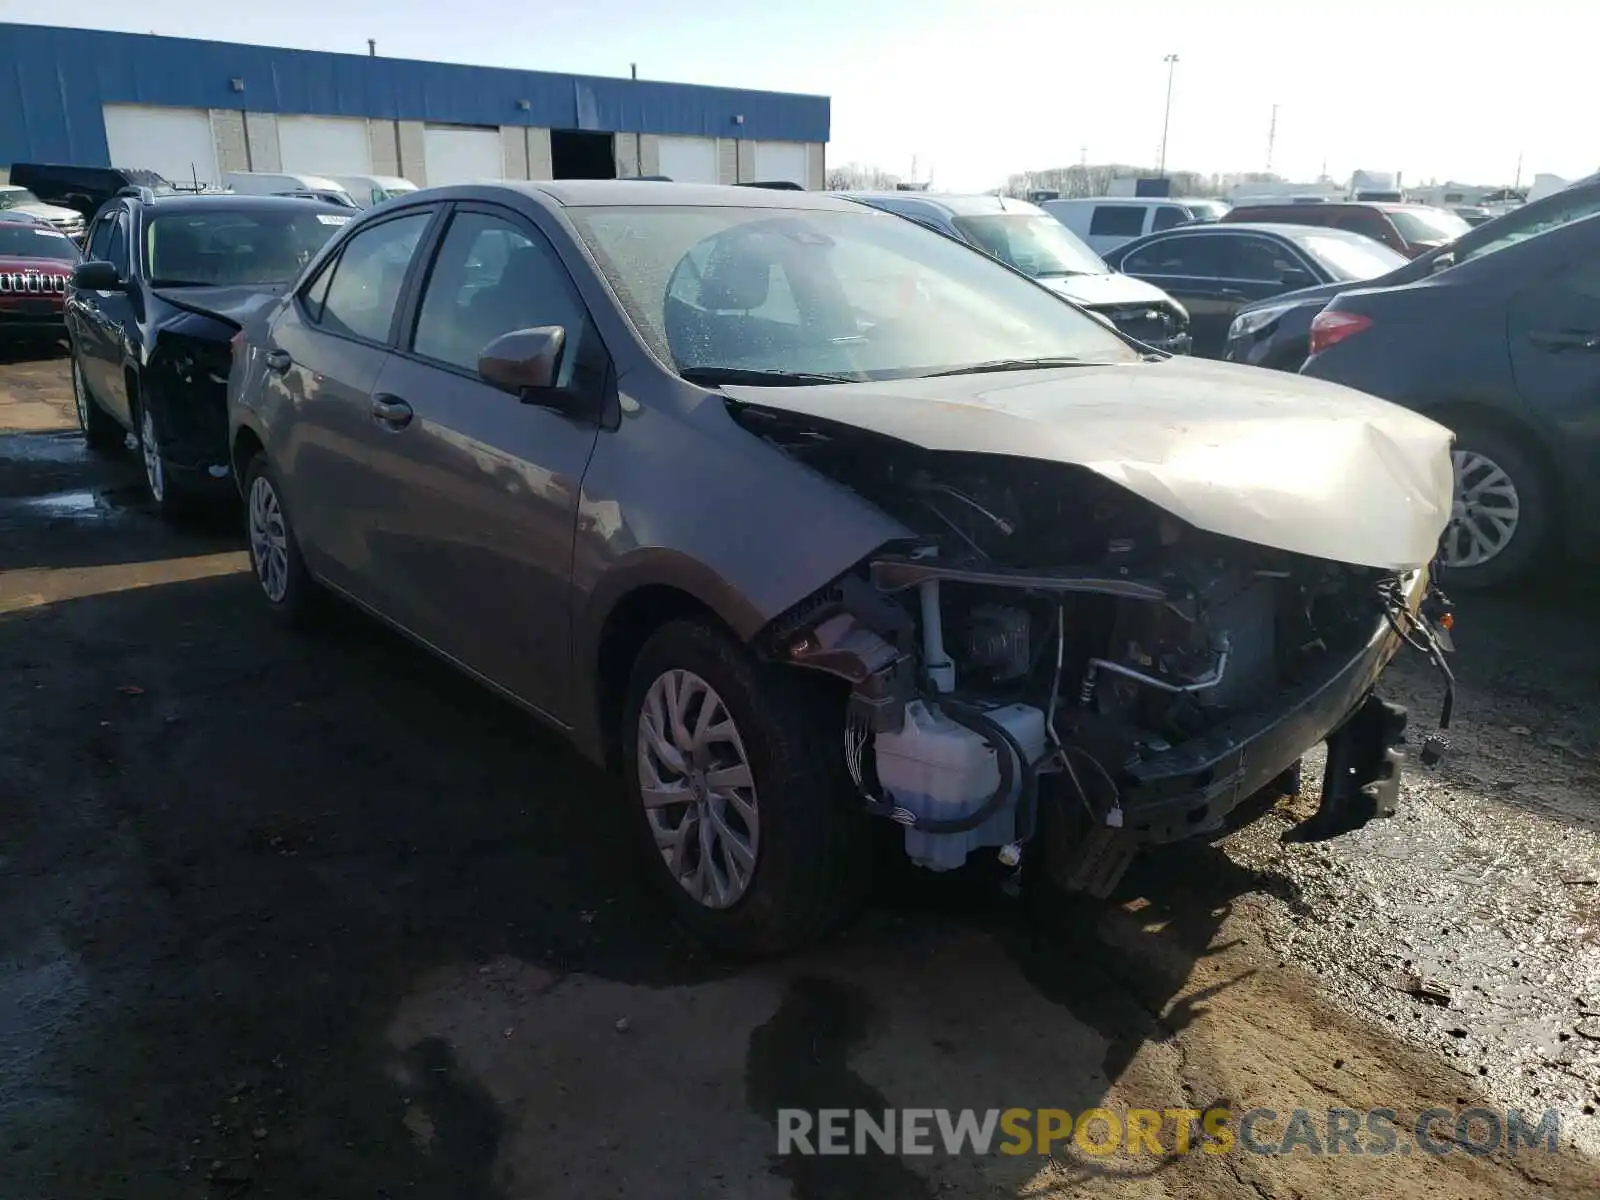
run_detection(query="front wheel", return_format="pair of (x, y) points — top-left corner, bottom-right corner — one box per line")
(620, 619), (866, 956)
(71, 353), (122, 453)
(1440, 421), (1553, 590)
(138, 403), (193, 520)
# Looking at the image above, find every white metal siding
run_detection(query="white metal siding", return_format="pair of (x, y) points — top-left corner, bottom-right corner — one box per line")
(277, 117), (373, 176)
(103, 104), (219, 186)
(422, 124), (503, 185)
(656, 136), (719, 183)
(753, 141), (808, 186)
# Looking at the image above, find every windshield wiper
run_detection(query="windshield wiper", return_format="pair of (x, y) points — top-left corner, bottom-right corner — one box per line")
(921, 356), (1097, 378)
(679, 366), (861, 387)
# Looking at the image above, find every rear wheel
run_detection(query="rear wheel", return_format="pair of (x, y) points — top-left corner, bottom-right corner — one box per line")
(1440, 421), (1553, 590)
(243, 452), (318, 625)
(72, 353), (122, 453)
(620, 619), (866, 956)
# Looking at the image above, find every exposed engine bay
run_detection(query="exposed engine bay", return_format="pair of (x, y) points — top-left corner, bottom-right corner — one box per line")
(740, 403), (1456, 897)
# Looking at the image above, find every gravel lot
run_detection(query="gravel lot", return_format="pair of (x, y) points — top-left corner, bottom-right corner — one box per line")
(2, 348), (1596, 1199)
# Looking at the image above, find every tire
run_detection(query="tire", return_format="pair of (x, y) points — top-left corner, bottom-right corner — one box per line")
(242, 451), (319, 625)
(137, 401), (193, 521)
(1439, 420), (1553, 591)
(71, 352), (122, 453)
(620, 619), (867, 956)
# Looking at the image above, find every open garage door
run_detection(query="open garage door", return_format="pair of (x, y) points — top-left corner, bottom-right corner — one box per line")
(278, 117), (372, 177)
(104, 105), (219, 188)
(752, 141), (808, 187)
(423, 125), (502, 186)
(657, 137), (718, 184)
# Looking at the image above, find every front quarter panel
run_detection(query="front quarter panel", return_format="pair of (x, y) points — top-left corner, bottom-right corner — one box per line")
(568, 375), (912, 758)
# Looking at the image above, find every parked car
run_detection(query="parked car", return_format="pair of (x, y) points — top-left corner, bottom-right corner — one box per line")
(228, 181), (1453, 955)
(1221, 202), (1471, 258)
(0, 219), (81, 347)
(1039, 197), (1227, 256)
(223, 172), (358, 207)
(843, 193), (1191, 353)
(7, 162), (172, 222)
(331, 175), (420, 208)
(0, 184), (87, 242)
(66, 192), (353, 514)
(1103, 223), (1409, 357)
(1300, 211), (1600, 590)
(1225, 175), (1600, 372)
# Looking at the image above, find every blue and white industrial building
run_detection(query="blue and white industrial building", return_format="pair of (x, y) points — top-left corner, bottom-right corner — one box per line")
(0, 24), (830, 190)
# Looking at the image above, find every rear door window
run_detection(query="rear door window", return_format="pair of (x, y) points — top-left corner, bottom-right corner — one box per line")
(310, 210), (432, 344)
(1088, 205), (1148, 238)
(1121, 234), (1223, 277)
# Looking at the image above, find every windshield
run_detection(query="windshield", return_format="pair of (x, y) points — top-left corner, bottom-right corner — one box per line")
(1296, 233), (1409, 282)
(0, 188), (42, 210)
(144, 210), (350, 287)
(1455, 193), (1600, 266)
(950, 214), (1109, 277)
(0, 225), (79, 260)
(571, 206), (1137, 381)
(1388, 208), (1471, 244)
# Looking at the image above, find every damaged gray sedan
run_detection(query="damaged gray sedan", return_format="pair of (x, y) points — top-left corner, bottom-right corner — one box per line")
(228, 181), (1459, 954)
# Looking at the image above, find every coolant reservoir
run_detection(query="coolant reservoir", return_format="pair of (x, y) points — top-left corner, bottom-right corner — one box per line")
(874, 701), (1047, 871)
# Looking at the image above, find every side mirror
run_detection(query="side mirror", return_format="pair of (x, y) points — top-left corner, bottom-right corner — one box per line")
(478, 325), (565, 393)
(72, 260), (123, 292)
(1278, 266), (1316, 290)
(1429, 251), (1456, 274)
(477, 325), (600, 422)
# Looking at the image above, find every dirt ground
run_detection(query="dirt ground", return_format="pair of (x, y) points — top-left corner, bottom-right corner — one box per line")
(2, 348), (1597, 1199)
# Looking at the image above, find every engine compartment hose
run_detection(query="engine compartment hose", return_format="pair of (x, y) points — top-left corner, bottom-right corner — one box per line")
(864, 701), (1029, 836)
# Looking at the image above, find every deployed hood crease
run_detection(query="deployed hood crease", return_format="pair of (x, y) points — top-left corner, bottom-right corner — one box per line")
(723, 357), (1454, 571)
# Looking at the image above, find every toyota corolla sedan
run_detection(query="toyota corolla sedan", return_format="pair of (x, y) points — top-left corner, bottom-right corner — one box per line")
(228, 182), (1457, 954)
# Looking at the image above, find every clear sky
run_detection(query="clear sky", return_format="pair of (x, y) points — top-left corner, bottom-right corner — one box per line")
(8, 2), (1589, 192)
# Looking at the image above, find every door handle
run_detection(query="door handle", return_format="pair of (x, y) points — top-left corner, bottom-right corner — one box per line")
(265, 349), (293, 373)
(1530, 329), (1600, 353)
(370, 394), (414, 429)
(1218, 289), (1248, 302)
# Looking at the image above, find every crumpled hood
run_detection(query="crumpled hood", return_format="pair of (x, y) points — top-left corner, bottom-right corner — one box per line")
(1036, 271), (1178, 310)
(722, 356), (1454, 571)
(153, 284), (289, 327)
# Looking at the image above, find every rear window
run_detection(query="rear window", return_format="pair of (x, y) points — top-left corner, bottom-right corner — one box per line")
(1387, 208), (1472, 245)
(1088, 206), (1147, 238)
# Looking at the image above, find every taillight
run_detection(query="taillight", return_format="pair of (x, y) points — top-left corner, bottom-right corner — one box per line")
(1308, 311), (1372, 357)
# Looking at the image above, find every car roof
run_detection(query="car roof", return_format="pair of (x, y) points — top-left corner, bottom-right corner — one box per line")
(481, 180), (858, 210)
(1044, 196), (1215, 207)
(842, 192), (1043, 217)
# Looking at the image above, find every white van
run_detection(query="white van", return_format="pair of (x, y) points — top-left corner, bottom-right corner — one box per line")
(331, 175), (420, 208)
(1042, 197), (1229, 256)
(222, 172), (357, 207)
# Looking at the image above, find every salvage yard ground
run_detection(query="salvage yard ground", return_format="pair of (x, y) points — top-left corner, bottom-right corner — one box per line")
(2, 346), (1598, 1199)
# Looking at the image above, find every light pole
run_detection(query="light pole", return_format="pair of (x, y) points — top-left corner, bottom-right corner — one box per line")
(1157, 53), (1179, 177)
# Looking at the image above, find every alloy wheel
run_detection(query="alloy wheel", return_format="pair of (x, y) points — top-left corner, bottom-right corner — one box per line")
(1445, 448), (1520, 569)
(140, 407), (165, 503)
(248, 475), (290, 604)
(637, 668), (760, 909)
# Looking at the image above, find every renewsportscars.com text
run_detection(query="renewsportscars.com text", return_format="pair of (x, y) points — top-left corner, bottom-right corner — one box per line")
(777, 1106), (1563, 1158)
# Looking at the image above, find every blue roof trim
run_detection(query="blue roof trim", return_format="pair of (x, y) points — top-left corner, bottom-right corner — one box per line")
(0, 23), (829, 167)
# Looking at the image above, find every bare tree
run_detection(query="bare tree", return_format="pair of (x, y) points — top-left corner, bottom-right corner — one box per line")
(825, 163), (902, 191)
